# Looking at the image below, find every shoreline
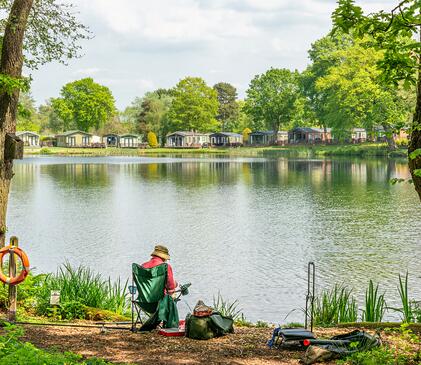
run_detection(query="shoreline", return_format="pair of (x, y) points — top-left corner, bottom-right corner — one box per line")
(24, 143), (408, 158)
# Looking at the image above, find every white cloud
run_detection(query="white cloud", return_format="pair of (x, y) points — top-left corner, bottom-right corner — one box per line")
(136, 79), (155, 91)
(31, 0), (400, 109)
(86, 0), (258, 43)
(73, 67), (103, 76)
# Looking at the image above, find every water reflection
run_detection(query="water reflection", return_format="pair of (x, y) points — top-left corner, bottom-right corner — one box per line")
(7, 156), (420, 322)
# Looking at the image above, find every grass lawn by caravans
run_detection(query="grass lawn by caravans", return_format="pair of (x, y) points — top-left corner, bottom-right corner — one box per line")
(24, 143), (408, 158)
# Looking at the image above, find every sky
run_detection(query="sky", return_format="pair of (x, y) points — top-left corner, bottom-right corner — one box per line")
(28, 0), (398, 110)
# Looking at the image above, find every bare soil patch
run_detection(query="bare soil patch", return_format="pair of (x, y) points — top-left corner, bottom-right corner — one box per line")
(18, 325), (350, 365)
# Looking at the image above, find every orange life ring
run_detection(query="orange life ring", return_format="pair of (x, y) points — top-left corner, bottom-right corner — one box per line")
(0, 245), (30, 285)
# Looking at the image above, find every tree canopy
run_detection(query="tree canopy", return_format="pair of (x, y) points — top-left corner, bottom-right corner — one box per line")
(332, 0), (421, 199)
(51, 78), (116, 132)
(213, 82), (239, 131)
(167, 77), (219, 132)
(245, 68), (300, 133)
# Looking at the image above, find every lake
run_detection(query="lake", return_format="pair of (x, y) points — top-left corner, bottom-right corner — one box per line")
(7, 155), (421, 323)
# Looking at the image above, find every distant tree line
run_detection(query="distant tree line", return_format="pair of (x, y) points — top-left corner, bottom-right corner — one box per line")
(19, 31), (415, 149)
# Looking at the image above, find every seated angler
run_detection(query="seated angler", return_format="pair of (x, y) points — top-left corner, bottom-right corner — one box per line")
(141, 244), (178, 295)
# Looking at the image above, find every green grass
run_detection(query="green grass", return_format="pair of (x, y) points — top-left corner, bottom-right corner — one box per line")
(24, 143), (408, 158)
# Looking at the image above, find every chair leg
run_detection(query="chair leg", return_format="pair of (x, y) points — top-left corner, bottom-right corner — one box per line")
(131, 276), (136, 332)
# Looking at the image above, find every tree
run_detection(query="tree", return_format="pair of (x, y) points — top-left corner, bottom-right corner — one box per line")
(332, 0), (421, 199)
(235, 100), (253, 133)
(213, 82), (239, 131)
(147, 131), (158, 148)
(17, 93), (40, 132)
(123, 91), (173, 145)
(301, 32), (354, 130)
(315, 40), (411, 147)
(244, 68), (300, 138)
(51, 78), (116, 132)
(167, 77), (219, 132)
(0, 0), (88, 245)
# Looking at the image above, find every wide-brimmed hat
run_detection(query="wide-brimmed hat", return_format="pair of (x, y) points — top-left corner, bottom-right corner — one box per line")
(151, 245), (170, 260)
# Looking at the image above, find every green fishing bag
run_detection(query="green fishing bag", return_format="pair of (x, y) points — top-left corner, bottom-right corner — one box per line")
(185, 312), (234, 340)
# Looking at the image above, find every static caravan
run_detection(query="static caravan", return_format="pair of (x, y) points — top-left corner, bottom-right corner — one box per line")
(56, 131), (92, 147)
(351, 128), (367, 143)
(249, 130), (290, 145)
(209, 132), (242, 147)
(289, 127), (332, 144)
(16, 131), (40, 147)
(102, 134), (120, 147)
(119, 134), (141, 148)
(166, 132), (209, 147)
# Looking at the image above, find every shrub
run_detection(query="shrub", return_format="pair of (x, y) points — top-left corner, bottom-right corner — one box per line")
(395, 138), (409, 147)
(242, 128), (252, 143)
(147, 131), (158, 148)
(39, 147), (52, 154)
(0, 272), (46, 313)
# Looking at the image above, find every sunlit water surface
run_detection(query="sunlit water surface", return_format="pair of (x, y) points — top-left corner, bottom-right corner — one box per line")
(7, 156), (421, 323)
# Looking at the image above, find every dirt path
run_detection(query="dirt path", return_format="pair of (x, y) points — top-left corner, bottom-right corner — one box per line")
(19, 325), (345, 365)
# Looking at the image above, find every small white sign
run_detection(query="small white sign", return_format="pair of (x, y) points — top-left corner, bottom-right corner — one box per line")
(50, 290), (60, 305)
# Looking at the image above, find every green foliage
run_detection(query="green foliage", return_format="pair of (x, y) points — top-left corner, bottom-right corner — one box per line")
(0, 323), (118, 364)
(39, 147), (53, 155)
(315, 39), (410, 138)
(35, 262), (128, 317)
(147, 131), (158, 148)
(168, 77), (219, 132)
(123, 91), (173, 140)
(245, 68), (300, 133)
(213, 82), (239, 131)
(255, 320), (269, 328)
(338, 325), (421, 365)
(313, 284), (358, 326)
(362, 280), (386, 322)
(0, 74), (30, 95)
(0, 0), (90, 70)
(213, 292), (243, 321)
(332, 0), (420, 88)
(17, 93), (43, 133)
(51, 78), (116, 132)
(0, 272), (46, 313)
(301, 32), (353, 128)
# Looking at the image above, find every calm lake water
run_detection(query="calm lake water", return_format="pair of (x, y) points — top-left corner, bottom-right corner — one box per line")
(7, 155), (421, 323)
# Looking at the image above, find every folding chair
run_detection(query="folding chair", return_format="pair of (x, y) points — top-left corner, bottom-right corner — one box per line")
(130, 262), (180, 332)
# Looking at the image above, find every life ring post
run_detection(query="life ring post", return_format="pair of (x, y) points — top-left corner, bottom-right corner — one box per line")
(8, 236), (18, 322)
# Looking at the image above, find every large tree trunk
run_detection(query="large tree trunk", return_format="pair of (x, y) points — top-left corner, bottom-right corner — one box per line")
(408, 61), (421, 201)
(0, 0), (33, 246)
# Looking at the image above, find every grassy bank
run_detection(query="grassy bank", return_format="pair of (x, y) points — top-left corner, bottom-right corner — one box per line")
(24, 143), (408, 158)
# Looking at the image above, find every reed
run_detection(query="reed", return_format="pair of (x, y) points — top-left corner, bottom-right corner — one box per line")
(313, 284), (358, 326)
(35, 262), (128, 316)
(361, 280), (386, 322)
(396, 272), (413, 323)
